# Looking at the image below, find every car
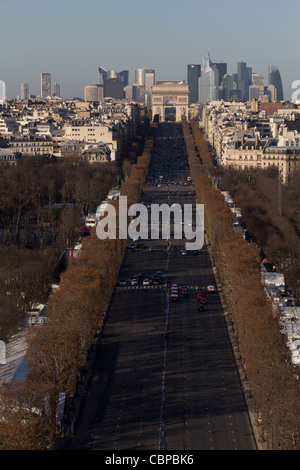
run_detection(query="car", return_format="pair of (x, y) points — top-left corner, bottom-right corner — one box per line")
(182, 286), (189, 295)
(131, 277), (139, 286)
(197, 304), (206, 311)
(181, 249), (188, 256)
(148, 246), (157, 252)
(195, 286), (204, 294)
(153, 276), (163, 285)
(119, 280), (127, 287)
(143, 277), (152, 286)
(170, 293), (180, 301)
(126, 243), (135, 251)
(207, 285), (215, 292)
(136, 243), (147, 250)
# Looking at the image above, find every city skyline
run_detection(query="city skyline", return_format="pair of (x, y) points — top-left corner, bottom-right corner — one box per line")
(1, 0), (299, 100)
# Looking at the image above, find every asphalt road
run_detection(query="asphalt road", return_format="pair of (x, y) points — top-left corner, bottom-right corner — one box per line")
(66, 123), (257, 451)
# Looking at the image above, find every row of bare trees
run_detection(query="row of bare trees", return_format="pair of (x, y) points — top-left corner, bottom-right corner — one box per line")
(220, 168), (300, 303)
(0, 121), (156, 449)
(0, 156), (121, 342)
(182, 116), (300, 450)
(0, 156), (120, 248)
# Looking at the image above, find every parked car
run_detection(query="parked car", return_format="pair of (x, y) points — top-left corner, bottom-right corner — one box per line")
(119, 280), (127, 286)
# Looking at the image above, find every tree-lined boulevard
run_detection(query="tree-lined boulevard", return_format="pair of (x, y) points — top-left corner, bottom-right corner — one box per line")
(65, 123), (256, 450)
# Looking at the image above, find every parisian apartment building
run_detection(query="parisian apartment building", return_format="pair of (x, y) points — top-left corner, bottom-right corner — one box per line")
(201, 100), (300, 182)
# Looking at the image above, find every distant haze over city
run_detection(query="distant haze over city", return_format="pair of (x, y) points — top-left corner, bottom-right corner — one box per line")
(1, 0), (299, 100)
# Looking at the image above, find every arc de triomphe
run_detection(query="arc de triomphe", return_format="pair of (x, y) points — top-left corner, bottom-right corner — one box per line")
(151, 81), (189, 122)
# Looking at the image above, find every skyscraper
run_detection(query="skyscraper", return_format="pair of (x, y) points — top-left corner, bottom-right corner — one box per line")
(212, 62), (227, 86)
(118, 70), (129, 87)
(251, 73), (264, 99)
(221, 74), (234, 101)
(187, 64), (201, 105)
(41, 73), (51, 98)
(98, 66), (108, 86)
(144, 69), (155, 106)
(21, 82), (29, 100)
(104, 78), (124, 99)
(198, 53), (219, 103)
(0, 80), (6, 104)
(53, 83), (60, 98)
(237, 62), (252, 101)
(145, 69), (155, 92)
(268, 65), (283, 101)
(85, 84), (103, 102)
(135, 68), (146, 86)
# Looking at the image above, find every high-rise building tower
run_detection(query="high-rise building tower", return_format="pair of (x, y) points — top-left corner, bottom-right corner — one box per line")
(135, 68), (146, 86)
(198, 53), (219, 103)
(212, 62), (227, 86)
(108, 70), (118, 79)
(0, 80), (6, 104)
(41, 73), (51, 98)
(84, 84), (103, 102)
(104, 78), (124, 99)
(221, 74), (234, 101)
(187, 64), (201, 105)
(98, 66), (108, 86)
(53, 83), (60, 98)
(237, 62), (252, 101)
(251, 73), (265, 99)
(145, 69), (155, 92)
(268, 65), (283, 101)
(144, 69), (155, 106)
(118, 70), (129, 87)
(21, 82), (29, 100)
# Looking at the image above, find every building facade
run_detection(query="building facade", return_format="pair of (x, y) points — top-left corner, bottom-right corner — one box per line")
(41, 73), (51, 99)
(187, 64), (201, 105)
(268, 65), (284, 101)
(198, 53), (219, 103)
(84, 84), (103, 102)
(21, 82), (29, 100)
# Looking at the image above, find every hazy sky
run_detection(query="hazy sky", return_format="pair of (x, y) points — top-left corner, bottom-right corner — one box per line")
(1, 0), (299, 100)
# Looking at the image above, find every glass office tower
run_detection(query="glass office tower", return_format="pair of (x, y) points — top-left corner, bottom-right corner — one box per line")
(188, 64), (201, 105)
(268, 65), (284, 101)
(198, 53), (219, 102)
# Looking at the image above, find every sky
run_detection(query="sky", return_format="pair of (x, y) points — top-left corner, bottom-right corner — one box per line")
(1, 0), (299, 100)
